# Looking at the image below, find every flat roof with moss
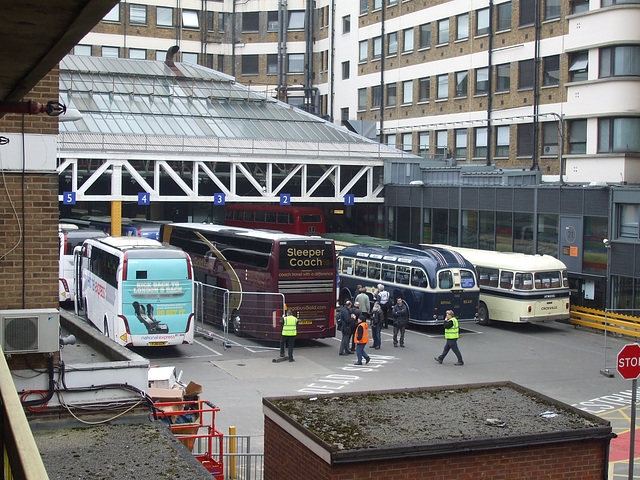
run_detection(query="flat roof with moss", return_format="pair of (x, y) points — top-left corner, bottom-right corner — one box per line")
(264, 381), (613, 463)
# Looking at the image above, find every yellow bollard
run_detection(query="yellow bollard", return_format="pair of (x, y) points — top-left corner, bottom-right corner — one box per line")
(229, 425), (236, 479)
(111, 201), (122, 236)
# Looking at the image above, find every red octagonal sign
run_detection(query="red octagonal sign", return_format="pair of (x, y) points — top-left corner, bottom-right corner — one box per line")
(617, 343), (640, 380)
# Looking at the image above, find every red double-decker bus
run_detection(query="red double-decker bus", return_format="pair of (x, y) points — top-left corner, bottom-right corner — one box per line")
(160, 223), (336, 340)
(224, 205), (325, 235)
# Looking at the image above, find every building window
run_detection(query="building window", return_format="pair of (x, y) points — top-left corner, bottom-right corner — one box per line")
(520, 0), (535, 26)
(267, 55), (278, 74)
(542, 122), (559, 156)
(437, 74), (448, 99)
(545, 0), (561, 19)
(496, 63), (510, 92)
(386, 134), (397, 148)
(183, 10), (199, 29)
(218, 13), (225, 32)
(156, 50), (167, 61)
(619, 205), (640, 238)
(156, 7), (172, 27)
(496, 125), (510, 157)
(438, 19), (449, 45)
(388, 32), (398, 55)
(600, 46), (640, 78)
(103, 5), (119, 22)
(419, 77), (430, 102)
(602, 0), (640, 4)
(569, 52), (588, 82)
(242, 55), (259, 75)
(129, 48), (146, 59)
(74, 45), (92, 56)
(568, 119), (587, 154)
(342, 61), (350, 79)
(359, 40), (368, 62)
(419, 132), (430, 155)
(374, 0), (382, 9)
(360, 0), (368, 15)
(476, 67), (489, 95)
(476, 8), (489, 36)
(373, 36), (382, 59)
(403, 80), (413, 104)
(517, 123), (535, 157)
(543, 55), (560, 86)
(268, 12), (279, 31)
(598, 117), (640, 153)
(455, 129), (467, 159)
(475, 127), (488, 158)
(343, 15), (350, 33)
(402, 133), (413, 152)
(403, 27), (414, 52)
(436, 130), (448, 158)
(386, 83), (397, 107)
(288, 11), (305, 30)
(217, 54), (224, 71)
(372, 85), (382, 109)
(358, 88), (367, 110)
(497, 2), (512, 32)
(183, 52), (198, 64)
(129, 4), (147, 25)
(419, 23), (431, 49)
(242, 12), (259, 32)
(455, 71), (468, 97)
(102, 46), (119, 58)
(571, 0), (589, 13)
(519, 59), (535, 89)
(457, 14), (469, 40)
(341, 107), (350, 122)
(288, 53), (304, 73)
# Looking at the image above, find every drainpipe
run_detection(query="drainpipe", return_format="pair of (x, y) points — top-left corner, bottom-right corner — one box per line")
(329, 0), (335, 122)
(379, 1), (385, 143)
(231, 0), (236, 77)
(486, 0), (493, 166)
(305, 0), (314, 113)
(532, 0), (541, 170)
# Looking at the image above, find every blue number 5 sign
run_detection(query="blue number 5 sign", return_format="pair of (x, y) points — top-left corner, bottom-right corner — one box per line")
(63, 192), (76, 205)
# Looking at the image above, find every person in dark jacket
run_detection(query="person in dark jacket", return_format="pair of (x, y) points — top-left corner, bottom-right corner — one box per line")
(370, 301), (384, 349)
(349, 301), (361, 351)
(391, 297), (408, 347)
(338, 300), (354, 355)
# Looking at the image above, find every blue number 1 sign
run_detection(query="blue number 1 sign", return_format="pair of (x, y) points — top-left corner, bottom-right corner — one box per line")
(344, 194), (355, 205)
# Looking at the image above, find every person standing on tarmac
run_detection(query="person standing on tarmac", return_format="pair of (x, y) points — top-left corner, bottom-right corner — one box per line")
(370, 301), (384, 349)
(374, 284), (390, 328)
(338, 300), (354, 356)
(279, 309), (298, 362)
(434, 309), (464, 366)
(354, 285), (370, 319)
(354, 314), (371, 365)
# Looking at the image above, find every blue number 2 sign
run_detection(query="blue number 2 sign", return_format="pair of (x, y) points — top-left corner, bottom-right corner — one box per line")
(280, 194), (291, 205)
(138, 193), (151, 205)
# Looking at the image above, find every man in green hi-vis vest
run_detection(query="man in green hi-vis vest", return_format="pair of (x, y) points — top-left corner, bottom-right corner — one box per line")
(279, 309), (298, 362)
(434, 310), (464, 366)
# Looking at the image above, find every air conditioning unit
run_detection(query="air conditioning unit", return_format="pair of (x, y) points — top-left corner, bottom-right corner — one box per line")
(0, 308), (60, 354)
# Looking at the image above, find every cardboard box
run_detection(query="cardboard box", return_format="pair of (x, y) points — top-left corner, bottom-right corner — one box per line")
(148, 387), (183, 402)
(184, 381), (202, 400)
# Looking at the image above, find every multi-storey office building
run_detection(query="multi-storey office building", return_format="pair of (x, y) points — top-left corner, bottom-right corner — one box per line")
(77, 0), (640, 183)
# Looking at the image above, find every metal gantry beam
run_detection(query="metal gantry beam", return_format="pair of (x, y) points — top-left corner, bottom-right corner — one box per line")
(57, 156), (385, 203)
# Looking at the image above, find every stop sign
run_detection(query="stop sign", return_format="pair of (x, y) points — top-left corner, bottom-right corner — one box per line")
(617, 344), (640, 379)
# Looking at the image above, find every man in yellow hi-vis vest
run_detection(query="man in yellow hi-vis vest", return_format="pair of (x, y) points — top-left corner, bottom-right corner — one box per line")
(279, 309), (298, 362)
(434, 310), (464, 366)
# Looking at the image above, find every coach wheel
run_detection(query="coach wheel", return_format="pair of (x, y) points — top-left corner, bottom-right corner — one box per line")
(477, 303), (490, 326)
(103, 317), (110, 337)
(232, 310), (244, 337)
(338, 289), (352, 306)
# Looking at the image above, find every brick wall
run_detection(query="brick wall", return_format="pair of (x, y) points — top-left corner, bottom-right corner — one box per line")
(264, 416), (608, 480)
(0, 69), (59, 310)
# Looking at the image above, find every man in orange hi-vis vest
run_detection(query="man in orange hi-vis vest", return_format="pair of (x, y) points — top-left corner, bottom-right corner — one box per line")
(354, 314), (371, 366)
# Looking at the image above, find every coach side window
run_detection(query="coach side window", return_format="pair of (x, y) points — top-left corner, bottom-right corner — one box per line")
(500, 271), (513, 289)
(355, 259), (368, 277)
(342, 257), (353, 275)
(396, 266), (410, 285)
(411, 268), (427, 288)
(368, 261), (381, 280)
(382, 263), (395, 282)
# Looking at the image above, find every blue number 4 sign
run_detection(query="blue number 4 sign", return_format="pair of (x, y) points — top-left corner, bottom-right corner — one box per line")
(138, 193), (150, 205)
